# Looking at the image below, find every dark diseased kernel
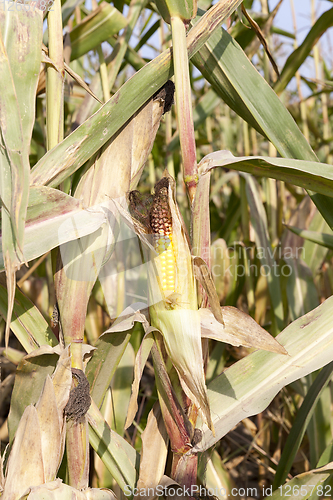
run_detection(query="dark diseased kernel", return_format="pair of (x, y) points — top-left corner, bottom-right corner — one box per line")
(149, 180), (172, 240)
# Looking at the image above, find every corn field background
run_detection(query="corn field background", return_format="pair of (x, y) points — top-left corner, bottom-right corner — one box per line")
(2, 0), (333, 498)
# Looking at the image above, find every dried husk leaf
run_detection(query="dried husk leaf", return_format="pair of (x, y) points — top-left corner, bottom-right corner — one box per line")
(85, 488), (118, 500)
(2, 406), (45, 500)
(35, 376), (63, 482)
(133, 476), (183, 500)
(200, 306), (287, 355)
(130, 95), (169, 190)
(136, 402), (169, 492)
(154, 309), (213, 432)
(2, 348), (73, 497)
(101, 306), (150, 336)
(125, 329), (155, 429)
(18, 478), (117, 500)
(210, 238), (230, 303)
(2, 348), (72, 498)
(36, 346), (71, 480)
(151, 341), (194, 453)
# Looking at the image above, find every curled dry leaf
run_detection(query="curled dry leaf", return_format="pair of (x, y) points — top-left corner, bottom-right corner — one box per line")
(200, 306), (287, 355)
(41, 44), (103, 103)
(101, 304), (150, 336)
(240, 3), (280, 78)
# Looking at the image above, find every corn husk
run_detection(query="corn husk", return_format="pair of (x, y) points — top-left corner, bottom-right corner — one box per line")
(1, 348), (71, 499)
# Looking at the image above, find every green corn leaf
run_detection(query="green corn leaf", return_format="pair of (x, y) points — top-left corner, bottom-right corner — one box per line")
(0, 8), (43, 344)
(284, 257), (319, 322)
(191, 17), (317, 161)
(154, 0), (197, 24)
(88, 400), (138, 491)
(302, 210), (332, 275)
(0, 283), (58, 353)
(274, 7), (333, 95)
(69, 2), (127, 61)
(244, 174), (284, 333)
(193, 296), (333, 455)
(273, 362), (333, 488)
(191, 9), (333, 229)
(0, 186), (108, 272)
(198, 151), (333, 199)
(269, 464), (333, 499)
(286, 225), (333, 251)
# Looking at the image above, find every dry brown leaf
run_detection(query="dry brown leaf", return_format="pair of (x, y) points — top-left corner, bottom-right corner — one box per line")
(241, 3), (281, 78)
(136, 403), (169, 492)
(2, 406), (45, 498)
(200, 306), (287, 355)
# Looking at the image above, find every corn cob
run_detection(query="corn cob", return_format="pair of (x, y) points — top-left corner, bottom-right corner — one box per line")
(149, 178), (176, 296)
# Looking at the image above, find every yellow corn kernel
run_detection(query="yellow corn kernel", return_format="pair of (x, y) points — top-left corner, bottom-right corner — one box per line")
(154, 233), (176, 295)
